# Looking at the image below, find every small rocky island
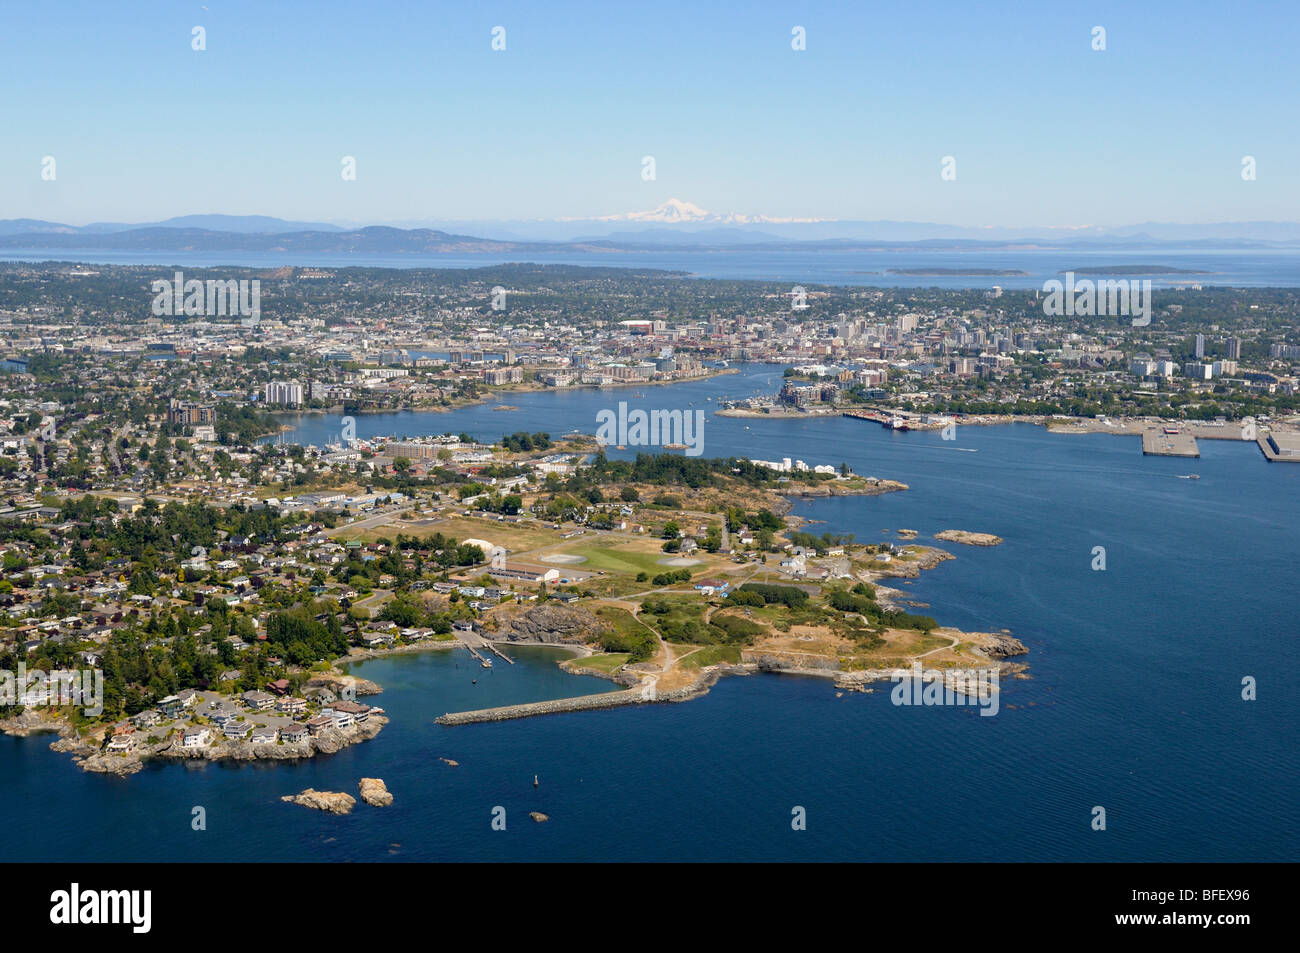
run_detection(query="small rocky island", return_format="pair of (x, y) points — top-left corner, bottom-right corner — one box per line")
(934, 530), (1003, 546)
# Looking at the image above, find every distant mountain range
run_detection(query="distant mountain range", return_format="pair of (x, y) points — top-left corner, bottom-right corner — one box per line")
(3, 201), (1300, 254)
(0, 214), (344, 236)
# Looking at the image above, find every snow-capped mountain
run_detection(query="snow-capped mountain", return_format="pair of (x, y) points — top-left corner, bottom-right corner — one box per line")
(567, 198), (829, 225)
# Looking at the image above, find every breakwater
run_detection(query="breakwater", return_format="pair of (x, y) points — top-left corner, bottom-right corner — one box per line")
(436, 671), (723, 725)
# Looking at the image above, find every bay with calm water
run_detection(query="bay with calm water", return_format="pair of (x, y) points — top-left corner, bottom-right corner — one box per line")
(3, 365), (1296, 861)
(4, 246), (1300, 288)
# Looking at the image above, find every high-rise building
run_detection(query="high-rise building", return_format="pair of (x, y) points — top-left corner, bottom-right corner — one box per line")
(1226, 336), (1241, 360)
(1195, 333), (1205, 359)
(168, 399), (215, 426)
(264, 380), (304, 407)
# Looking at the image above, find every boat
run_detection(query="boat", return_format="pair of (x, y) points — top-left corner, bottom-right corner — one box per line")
(481, 660), (492, 668)
(1177, 474), (1200, 479)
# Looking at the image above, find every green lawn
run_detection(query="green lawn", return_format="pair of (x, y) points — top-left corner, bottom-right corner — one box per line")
(563, 541), (669, 576)
(679, 644), (742, 668)
(575, 652), (630, 673)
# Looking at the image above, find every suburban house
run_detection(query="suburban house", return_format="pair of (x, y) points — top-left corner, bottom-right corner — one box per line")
(242, 690), (275, 711)
(249, 726), (278, 745)
(275, 696), (307, 716)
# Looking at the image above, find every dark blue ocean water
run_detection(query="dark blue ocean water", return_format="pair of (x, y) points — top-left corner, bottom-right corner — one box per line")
(3, 366), (1296, 860)
(4, 247), (1300, 288)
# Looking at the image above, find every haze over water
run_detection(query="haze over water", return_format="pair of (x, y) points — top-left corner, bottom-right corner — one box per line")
(5, 246), (1300, 288)
(4, 365), (1296, 860)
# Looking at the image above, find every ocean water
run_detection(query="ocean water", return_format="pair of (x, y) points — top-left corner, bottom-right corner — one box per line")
(4, 246), (1300, 288)
(2, 367), (1296, 861)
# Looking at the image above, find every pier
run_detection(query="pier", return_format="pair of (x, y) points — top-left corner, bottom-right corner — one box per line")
(1141, 429), (1200, 457)
(842, 409), (944, 431)
(1258, 431), (1300, 462)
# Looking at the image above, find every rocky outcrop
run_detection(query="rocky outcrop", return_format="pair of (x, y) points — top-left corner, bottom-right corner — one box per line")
(306, 673), (383, 696)
(359, 778), (393, 807)
(934, 530), (1003, 546)
(782, 479), (908, 499)
(530, 812), (549, 823)
(980, 633), (1029, 659)
(492, 604), (607, 644)
(744, 651), (840, 674)
(77, 751), (145, 775)
(862, 546), (955, 580)
(282, 789), (356, 814)
(0, 709), (68, 737)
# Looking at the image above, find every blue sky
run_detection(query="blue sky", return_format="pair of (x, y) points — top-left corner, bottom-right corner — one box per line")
(3, 0), (1297, 227)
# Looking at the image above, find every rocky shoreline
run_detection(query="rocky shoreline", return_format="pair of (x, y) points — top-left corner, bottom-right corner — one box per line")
(1, 708), (388, 777)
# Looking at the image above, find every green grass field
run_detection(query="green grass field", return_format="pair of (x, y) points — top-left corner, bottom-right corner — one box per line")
(679, 644), (743, 668)
(574, 652), (630, 673)
(559, 540), (669, 576)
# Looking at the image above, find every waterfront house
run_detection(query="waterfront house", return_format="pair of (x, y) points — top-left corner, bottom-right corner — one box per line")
(158, 694), (184, 717)
(181, 726), (210, 748)
(132, 709), (161, 730)
(332, 700), (370, 724)
(221, 719), (249, 740)
(249, 726), (278, 745)
(328, 709), (355, 730)
(306, 715), (333, 736)
(281, 724), (309, 743)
